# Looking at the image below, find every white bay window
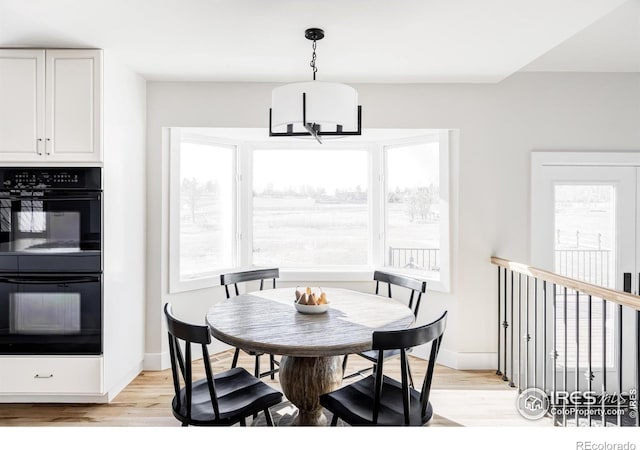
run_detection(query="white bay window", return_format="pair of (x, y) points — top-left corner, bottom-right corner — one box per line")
(169, 128), (451, 293)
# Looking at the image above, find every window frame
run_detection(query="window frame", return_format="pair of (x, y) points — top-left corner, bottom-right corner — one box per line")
(168, 129), (452, 293)
(380, 130), (451, 293)
(168, 128), (240, 293)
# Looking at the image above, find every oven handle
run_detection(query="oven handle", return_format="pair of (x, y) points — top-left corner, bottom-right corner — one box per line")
(0, 195), (100, 201)
(0, 275), (100, 284)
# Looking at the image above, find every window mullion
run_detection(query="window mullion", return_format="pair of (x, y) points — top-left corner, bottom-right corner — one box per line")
(370, 143), (384, 268)
(237, 143), (252, 268)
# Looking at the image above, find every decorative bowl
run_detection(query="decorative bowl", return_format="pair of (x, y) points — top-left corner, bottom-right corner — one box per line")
(294, 302), (329, 315)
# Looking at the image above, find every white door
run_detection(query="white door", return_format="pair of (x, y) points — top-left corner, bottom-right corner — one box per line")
(531, 153), (639, 392)
(0, 49), (46, 160)
(45, 49), (102, 162)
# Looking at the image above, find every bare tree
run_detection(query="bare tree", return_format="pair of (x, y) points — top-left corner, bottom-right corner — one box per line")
(182, 177), (203, 223)
(406, 185), (437, 222)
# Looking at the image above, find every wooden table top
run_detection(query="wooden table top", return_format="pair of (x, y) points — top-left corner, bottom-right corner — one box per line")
(206, 287), (415, 357)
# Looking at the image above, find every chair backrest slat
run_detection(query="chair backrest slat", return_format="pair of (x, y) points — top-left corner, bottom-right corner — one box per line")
(371, 311), (447, 425)
(372, 349), (386, 423)
(202, 343), (220, 419)
(174, 336), (186, 379)
(167, 334), (182, 408)
(373, 270), (427, 318)
(184, 340), (192, 420)
(421, 334), (443, 417)
(220, 268), (280, 299)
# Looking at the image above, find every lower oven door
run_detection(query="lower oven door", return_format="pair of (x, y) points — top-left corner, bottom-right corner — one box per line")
(0, 274), (101, 355)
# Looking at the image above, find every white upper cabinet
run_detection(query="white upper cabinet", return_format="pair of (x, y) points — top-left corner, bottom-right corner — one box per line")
(0, 49), (102, 163)
(45, 50), (102, 162)
(0, 50), (45, 159)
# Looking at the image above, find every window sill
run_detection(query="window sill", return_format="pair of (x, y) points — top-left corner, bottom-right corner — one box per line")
(279, 268), (450, 293)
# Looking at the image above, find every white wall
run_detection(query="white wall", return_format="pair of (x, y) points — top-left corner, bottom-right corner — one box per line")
(103, 50), (147, 397)
(145, 73), (640, 370)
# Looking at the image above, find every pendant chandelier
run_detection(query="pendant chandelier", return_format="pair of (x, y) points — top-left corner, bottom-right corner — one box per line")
(269, 28), (362, 144)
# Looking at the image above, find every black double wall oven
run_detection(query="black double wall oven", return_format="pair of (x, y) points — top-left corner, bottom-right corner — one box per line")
(0, 167), (102, 355)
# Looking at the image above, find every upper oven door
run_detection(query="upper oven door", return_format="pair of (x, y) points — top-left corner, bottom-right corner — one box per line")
(0, 190), (102, 271)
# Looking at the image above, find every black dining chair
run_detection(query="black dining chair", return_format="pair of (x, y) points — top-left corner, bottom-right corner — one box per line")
(321, 311), (447, 426)
(164, 303), (283, 426)
(342, 270), (427, 384)
(219, 268), (280, 380)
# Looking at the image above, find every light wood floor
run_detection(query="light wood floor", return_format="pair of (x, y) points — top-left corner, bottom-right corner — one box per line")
(0, 350), (551, 427)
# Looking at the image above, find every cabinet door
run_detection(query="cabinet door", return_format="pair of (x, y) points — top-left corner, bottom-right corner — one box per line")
(0, 50), (46, 161)
(45, 49), (102, 162)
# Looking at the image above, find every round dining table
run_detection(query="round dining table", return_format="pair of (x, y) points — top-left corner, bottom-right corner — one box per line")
(205, 287), (415, 426)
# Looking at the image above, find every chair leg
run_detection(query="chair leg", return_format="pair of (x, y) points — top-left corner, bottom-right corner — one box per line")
(231, 347), (240, 368)
(341, 354), (349, 375)
(264, 408), (274, 426)
(240, 418), (246, 427)
(181, 423), (188, 427)
(253, 355), (261, 419)
(330, 414), (339, 426)
(270, 354), (276, 380)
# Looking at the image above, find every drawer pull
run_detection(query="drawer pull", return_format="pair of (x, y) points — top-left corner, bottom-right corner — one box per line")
(34, 373), (54, 379)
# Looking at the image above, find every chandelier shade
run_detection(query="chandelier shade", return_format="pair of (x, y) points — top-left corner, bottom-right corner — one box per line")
(270, 81), (359, 134)
(268, 28), (362, 143)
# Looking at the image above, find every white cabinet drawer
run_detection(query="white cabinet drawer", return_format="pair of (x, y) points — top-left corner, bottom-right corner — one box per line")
(0, 357), (103, 394)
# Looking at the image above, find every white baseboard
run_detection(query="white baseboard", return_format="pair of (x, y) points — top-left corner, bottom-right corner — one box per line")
(143, 351), (170, 371)
(435, 349), (498, 370)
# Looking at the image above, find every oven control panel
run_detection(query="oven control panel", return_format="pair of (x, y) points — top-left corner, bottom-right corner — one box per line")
(0, 167), (101, 190)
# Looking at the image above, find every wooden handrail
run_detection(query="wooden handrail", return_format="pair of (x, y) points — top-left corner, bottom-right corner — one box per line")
(491, 256), (640, 311)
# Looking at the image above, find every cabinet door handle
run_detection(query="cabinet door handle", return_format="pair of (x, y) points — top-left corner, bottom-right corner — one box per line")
(45, 138), (51, 155)
(34, 373), (54, 379)
(36, 138), (43, 155)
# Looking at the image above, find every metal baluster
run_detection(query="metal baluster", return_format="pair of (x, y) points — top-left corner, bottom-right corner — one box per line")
(534, 278), (538, 389)
(497, 266), (502, 376)
(575, 290), (580, 427)
(602, 299), (607, 427)
(587, 295), (593, 427)
(553, 283), (558, 426)
(525, 275), (530, 390)
(563, 286), (568, 426)
(503, 267), (508, 382)
(617, 304), (623, 427)
(636, 309), (639, 427)
(543, 280), (547, 395)
(510, 270), (515, 388)
(518, 273), (522, 391)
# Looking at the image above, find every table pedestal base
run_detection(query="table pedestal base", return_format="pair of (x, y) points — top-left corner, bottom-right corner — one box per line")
(278, 355), (343, 426)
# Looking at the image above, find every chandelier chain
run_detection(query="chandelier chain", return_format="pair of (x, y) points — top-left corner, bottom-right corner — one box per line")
(310, 39), (318, 81)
